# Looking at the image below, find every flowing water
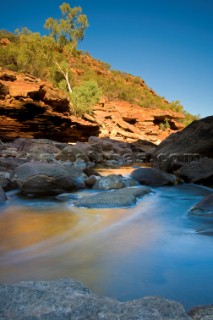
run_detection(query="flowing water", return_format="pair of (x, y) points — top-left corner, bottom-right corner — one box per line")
(0, 168), (213, 310)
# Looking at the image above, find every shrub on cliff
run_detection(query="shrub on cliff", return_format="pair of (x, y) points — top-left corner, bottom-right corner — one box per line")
(70, 80), (101, 116)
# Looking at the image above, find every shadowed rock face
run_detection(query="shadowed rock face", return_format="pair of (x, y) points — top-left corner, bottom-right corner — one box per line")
(152, 116), (213, 176)
(153, 116), (213, 159)
(0, 278), (192, 320)
(131, 167), (178, 186)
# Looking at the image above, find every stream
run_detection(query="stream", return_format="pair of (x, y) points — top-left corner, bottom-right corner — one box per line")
(0, 166), (213, 310)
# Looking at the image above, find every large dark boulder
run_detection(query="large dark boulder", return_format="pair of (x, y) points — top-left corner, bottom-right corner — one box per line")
(175, 158), (213, 184)
(74, 187), (151, 208)
(12, 162), (87, 196)
(130, 167), (178, 186)
(0, 278), (191, 320)
(153, 116), (213, 158)
(152, 116), (213, 171)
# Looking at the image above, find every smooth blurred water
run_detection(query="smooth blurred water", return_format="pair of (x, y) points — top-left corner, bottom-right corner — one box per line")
(0, 182), (213, 310)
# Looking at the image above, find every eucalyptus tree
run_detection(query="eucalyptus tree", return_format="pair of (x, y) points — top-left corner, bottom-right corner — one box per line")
(44, 2), (88, 93)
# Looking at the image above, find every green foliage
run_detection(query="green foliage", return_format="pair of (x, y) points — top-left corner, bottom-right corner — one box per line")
(44, 3), (88, 48)
(70, 80), (101, 116)
(169, 100), (184, 113)
(159, 118), (170, 131)
(182, 111), (200, 126)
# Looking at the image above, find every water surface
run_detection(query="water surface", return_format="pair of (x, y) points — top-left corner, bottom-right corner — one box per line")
(0, 181), (213, 310)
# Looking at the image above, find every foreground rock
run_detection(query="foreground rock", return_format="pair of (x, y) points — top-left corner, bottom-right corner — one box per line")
(74, 187), (151, 208)
(189, 193), (213, 216)
(0, 278), (191, 320)
(12, 162), (87, 196)
(131, 167), (178, 186)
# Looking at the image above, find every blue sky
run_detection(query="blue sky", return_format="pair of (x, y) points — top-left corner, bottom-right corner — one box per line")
(0, 0), (212, 117)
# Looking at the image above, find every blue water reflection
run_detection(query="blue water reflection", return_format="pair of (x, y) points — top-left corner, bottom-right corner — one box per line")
(0, 183), (213, 310)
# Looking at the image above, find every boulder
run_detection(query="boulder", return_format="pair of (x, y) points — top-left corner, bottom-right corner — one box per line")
(92, 174), (125, 190)
(12, 162), (88, 196)
(55, 145), (89, 163)
(85, 175), (99, 187)
(153, 116), (213, 171)
(175, 158), (213, 183)
(130, 167), (177, 186)
(74, 187), (151, 208)
(0, 171), (14, 190)
(189, 193), (213, 216)
(8, 138), (61, 162)
(0, 278), (192, 320)
(0, 185), (7, 203)
(153, 116), (213, 158)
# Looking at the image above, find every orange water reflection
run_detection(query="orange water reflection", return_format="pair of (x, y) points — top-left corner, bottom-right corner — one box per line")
(0, 204), (133, 254)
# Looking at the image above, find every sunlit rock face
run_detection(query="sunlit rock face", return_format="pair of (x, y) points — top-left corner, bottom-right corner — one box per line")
(0, 69), (184, 144)
(0, 69), (99, 142)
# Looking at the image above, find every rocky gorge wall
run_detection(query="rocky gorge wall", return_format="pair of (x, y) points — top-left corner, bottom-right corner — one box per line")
(0, 69), (185, 144)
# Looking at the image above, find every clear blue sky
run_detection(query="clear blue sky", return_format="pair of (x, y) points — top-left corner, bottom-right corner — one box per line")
(0, 0), (212, 117)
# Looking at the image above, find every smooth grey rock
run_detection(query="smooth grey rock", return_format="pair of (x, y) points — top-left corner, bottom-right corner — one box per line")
(75, 187), (151, 208)
(189, 193), (213, 216)
(55, 145), (89, 163)
(0, 171), (12, 190)
(85, 175), (99, 187)
(0, 278), (191, 320)
(122, 176), (140, 187)
(131, 167), (177, 186)
(92, 174), (125, 190)
(12, 162), (87, 196)
(12, 138), (60, 160)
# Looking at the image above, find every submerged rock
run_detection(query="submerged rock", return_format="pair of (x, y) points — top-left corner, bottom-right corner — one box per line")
(0, 278), (191, 320)
(130, 167), (177, 186)
(74, 186), (151, 208)
(189, 193), (213, 216)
